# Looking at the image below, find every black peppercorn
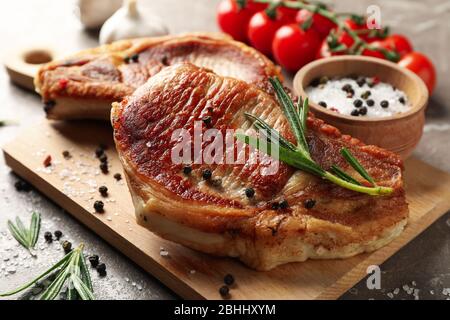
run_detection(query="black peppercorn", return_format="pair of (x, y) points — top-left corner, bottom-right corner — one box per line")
(99, 186), (108, 197)
(353, 99), (363, 108)
(271, 202), (279, 210)
(356, 77), (366, 87)
(304, 199), (316, 209)
(44, 231), (53, 242)
(342, 84), (352, 92)
(399, 97), (406, 104)
(318, 101), (327, 108)
(224, 274), (235, 286)
(94, 200), (104, 213)
(88, 255), (99, 268)
(310, 78), (320, 87)
(219, 285), (230, 297)
(183, 166), (192, 175)
(279, 200), (289, 209)
(96, 263), (107, 277)
(43, 100), (56, 113)
(62, 241), (72, 254)
(202, 116), (212, 127)
(360, 91), (371, 100)
(366, 99), (375, 107)
(245, 187), (255, 198)
(202, 169), (212, 180)
(113, 173), (122, 181)
(319, 76), (328, 85)
(54, 230), (62, 240)
(14, 180), (32, 192)
(99, 154), (108, 163)
(124, 56), (131, 63)
(100, 162), (109, 174)
(161, 56), (169, 66)
(130, 53), (139, 63)
(359, 107), (368, 115)
(346, 89), (355, 98)
(62, 150), (71, 159)
(350, 109), (360, 116)
(95, 147), (104, 158)
(380, 100), (389, 108)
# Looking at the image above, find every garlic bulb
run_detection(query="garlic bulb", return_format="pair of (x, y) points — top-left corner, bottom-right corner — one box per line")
(77, 0), (122, 29)
(99, 0), (169, 44)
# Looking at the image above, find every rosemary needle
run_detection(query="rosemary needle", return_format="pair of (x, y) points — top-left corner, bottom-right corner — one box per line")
(7, 212), (41, 256)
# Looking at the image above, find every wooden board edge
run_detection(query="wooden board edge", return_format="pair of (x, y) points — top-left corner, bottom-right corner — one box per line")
(2, 148), (206, 300)
(4, 138), (450, 300)
(317, 200), (450, 300)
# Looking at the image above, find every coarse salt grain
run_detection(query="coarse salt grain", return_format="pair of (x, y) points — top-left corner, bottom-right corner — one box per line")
(159, 247), (169, 257)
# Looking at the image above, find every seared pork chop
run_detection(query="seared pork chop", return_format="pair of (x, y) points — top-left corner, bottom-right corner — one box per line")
(112, 63), (408, 271)
(35, 33), (281, 120)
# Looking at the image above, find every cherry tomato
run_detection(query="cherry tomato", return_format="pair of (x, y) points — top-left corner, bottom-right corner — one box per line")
(383, 34), (413, 57)
(343, 17), (375, 42)
(361, 48), (385, 59)
(272, 24), (322, 72)
(316, 31), (354, 58)
(279, 5), (298, 23)
(247, 9), (287, 56)
(295, 9), (336, 39)
(217, 0), (266, 42)
(398, 52), (436, 93)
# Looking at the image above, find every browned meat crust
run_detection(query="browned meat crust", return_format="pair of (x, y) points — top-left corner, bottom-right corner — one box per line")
(35, 33), (282, 120)
(112, 63), (409, 270)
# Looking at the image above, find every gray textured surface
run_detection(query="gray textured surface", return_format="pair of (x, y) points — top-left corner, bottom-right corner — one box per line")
(0, 0), (449, 300)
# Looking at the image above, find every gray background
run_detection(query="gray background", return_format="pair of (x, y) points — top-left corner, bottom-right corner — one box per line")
(0, 0), (449, 300)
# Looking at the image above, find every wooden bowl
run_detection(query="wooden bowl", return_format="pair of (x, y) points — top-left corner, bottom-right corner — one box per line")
(293, 55), (428, 159)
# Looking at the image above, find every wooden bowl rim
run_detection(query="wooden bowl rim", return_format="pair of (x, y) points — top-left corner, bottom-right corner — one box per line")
(293, 55), (429, 125)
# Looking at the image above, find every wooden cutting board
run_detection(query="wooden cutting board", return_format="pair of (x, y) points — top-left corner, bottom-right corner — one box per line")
(3, 120), (450, 300)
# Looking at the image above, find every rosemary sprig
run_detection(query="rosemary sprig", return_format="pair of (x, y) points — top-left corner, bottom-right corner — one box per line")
(0, 244), (95, 300)
(7, 212), (41, 256)
(331, 165), (361, 186)
(341, 147), (375, 185)
(236, 78), (394, 196)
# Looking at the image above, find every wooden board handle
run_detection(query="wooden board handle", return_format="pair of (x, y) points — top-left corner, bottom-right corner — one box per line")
(4, 47), (60, 91)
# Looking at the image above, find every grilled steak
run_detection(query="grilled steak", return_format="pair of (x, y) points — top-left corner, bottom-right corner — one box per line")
(112, 63), (408, 270)
(35, 33), (281, 120)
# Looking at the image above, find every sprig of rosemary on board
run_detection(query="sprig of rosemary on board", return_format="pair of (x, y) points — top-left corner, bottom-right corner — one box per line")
(235, 77), (393, 196)
(7, 212), (41, 256)
(0, 244), (94, 300)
